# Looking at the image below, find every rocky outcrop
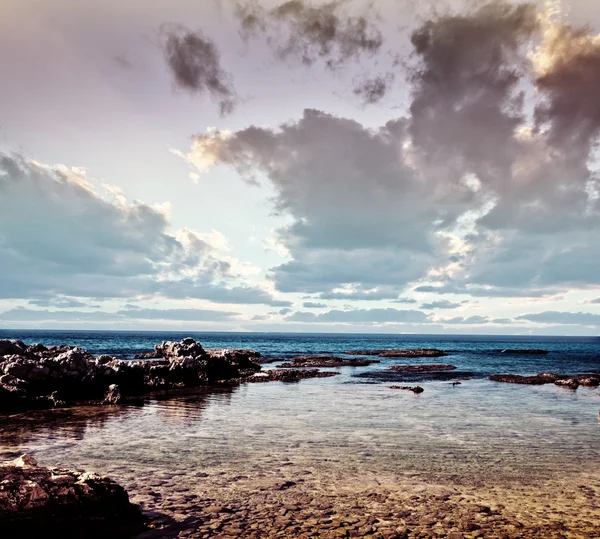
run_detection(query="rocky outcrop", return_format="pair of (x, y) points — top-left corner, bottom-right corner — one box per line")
(390, 385), (425, 393)
(389, 364), (457, 372)
(345, 348), (448, 358)
(0, 338), (262, 413)
(278, 355), (379, 368)
(489, 372), (600, 388)
(0, 454), (145, 538)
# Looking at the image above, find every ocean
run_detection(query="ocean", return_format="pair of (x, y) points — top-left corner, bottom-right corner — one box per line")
(1, 330), (599, 537)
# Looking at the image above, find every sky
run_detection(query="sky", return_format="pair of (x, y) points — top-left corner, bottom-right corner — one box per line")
(2, 0), (600, 335)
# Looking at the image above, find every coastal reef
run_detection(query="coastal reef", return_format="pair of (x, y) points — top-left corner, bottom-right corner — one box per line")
(0, 454), (145, 539)
(0, 338), (337, 413)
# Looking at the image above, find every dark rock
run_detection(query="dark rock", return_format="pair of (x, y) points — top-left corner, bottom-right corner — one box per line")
(390, 386), (424, 393)
(489, 374), (554, 385)
(0, 455), (146, 538)
(388, 364), (456, 372)
(246, 369), (339, 383)
(345, 348), (448, 358)
(279, 355), (379, 368)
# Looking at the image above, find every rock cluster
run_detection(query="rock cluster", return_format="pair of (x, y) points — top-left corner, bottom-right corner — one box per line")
(489, 372), (600, 389)
(246, 369), (339, 383)
(345, 349), (448, 358)
(0, 454), (145, 538)
(0, 338), (262, 413)
(278, 355), (379, 368)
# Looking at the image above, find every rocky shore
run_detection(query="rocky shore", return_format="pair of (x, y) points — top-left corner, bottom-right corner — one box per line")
(278, 355), (380, 368)
(0, 338), (337, 413)
(0, 454), (145, 538)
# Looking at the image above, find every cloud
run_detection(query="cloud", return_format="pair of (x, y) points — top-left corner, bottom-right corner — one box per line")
(516, 311), (600, 326)
(286, 308), (430, 324)
(175, 1), (600, 308)
(302, 301), (327, 308)
(440, 315), (492, 325)
(0, 153), (284, 307)
(319, 286), (403, 301)
(235, 0), (383, 69)
(28, 297), (100, 309)
(0, 307), (240, 323)
(420, 300), (461, 310)
(582, 297), (600, 305)
(160, 24), (237, 115)
(353, 73), (394, 105)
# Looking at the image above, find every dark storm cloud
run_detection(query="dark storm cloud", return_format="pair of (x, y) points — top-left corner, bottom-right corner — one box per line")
(235, 0), (383, 69)
(160, 24), (237, 115)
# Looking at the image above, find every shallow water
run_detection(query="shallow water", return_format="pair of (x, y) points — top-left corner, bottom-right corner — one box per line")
(1, 331), (599, 487)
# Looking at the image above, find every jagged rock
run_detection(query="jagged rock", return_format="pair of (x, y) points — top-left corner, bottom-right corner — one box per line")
(389, 364), (456, 372)
(345, 348), (448, 358)
(490, 372), (600, 388)
(0, 455), (146, 538)
(554, 378), (580, 389)
(279, 355), (379, 368)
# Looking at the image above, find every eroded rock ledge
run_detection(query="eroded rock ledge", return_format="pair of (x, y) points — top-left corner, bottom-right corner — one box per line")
(0, 338), (337, 413)
(0, 455), (145, 539)
(389, 364), (457, 372)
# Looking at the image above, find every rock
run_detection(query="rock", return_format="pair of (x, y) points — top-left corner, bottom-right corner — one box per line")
(554, 378), (580, 389)
(345, 348), (448, 358)
(0, 458), (146, 538)
(390, 385), (425, 393)
(12, 454), (38, 467)
(0, 340), (27, 357)
(500, 349), (549, 355)
(388, 364), (456, 372)
(103, 384), (121, 404)
(246, 369), (340, 383)
(489, 374), (554, 385)
(279, 355), (379, 368)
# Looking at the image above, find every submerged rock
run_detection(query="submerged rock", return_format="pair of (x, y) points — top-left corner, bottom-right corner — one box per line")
(279, 355), (379, 368)
(500, 349), (549, 355)
(246, 369), (339, 383)
(388, 364), (456, 372)
(390, 385), (424, 393)
(345, 348), (448, 358)
(0, 455), (145, 538)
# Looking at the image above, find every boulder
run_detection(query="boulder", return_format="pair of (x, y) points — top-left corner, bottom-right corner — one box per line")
(0, 455), (146, 538)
